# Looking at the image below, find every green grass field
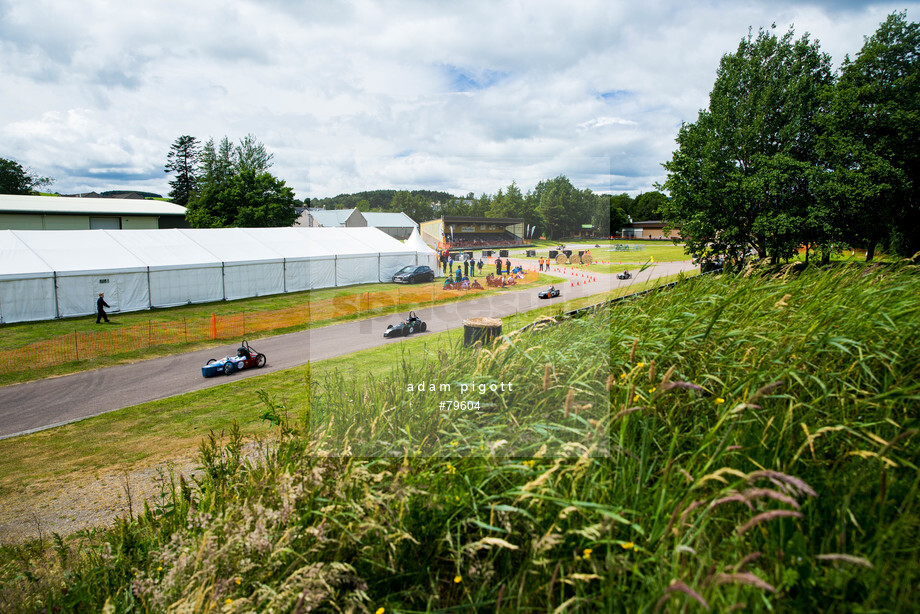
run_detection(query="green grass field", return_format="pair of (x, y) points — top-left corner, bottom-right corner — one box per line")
(1, 263), (918, 612)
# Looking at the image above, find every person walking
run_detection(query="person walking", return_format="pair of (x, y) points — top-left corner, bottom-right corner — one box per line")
(477, 259), (483, 275)
(96, 292), (110, 323)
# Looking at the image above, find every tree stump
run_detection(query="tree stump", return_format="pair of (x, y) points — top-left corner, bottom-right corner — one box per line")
(462, 316), (503, 347)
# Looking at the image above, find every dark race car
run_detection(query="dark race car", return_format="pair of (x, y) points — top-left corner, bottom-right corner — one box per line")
(202, 340), (267, 377)
(538, 286), (561, 299)
(384, 311), (427, 338)
(392, 265), (435, 284)
(617, 271), (632, 280)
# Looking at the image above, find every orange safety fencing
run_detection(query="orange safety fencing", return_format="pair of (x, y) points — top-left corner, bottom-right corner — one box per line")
(0, 277), (535, 374)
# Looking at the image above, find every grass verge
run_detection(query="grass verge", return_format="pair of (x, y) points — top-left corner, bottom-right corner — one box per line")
(6, 264), (916, 611)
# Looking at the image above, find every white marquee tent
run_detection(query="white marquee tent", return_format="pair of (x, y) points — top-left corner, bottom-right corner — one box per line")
(0, 227), (423, 324)
(0, 230), (57, 323)
(404, 226), (438, 271)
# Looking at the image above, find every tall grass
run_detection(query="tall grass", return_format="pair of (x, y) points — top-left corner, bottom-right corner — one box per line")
(1, 262), (918, 612)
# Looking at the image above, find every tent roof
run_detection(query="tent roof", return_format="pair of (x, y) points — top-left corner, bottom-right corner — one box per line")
(176, 228), (284, 266)
(9, 229), (149, 276)
(404, 227), (436, 254)
(106, 229), (222, 271)
(242, 227), (336, 260)
(305, 227), (414, 257)
(0, 230), (53, 280)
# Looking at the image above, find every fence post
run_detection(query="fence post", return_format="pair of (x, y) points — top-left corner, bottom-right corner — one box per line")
(211, 313), (217, 339)
(74, 330), (78, 361)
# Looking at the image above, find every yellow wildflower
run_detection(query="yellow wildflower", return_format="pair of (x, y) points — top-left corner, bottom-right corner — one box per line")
(376, 609), (386, 614)
(225, 598), (233, 606)
(583, 548), (593, 559)
(446, 463), (457, 475)
(454, 575), (463, 584)
(637, 362), (645, 368)
(649, 386), (657, 394)
(715, 398), (725, 405)
(235, 578), (241, 585)
(620, 541), (635, 550)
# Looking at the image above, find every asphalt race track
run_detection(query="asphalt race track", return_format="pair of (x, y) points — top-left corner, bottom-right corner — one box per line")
(0, 260), (697, 439)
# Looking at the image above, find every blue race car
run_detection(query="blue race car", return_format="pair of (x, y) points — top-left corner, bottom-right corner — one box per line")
(202, 340), (267, 377)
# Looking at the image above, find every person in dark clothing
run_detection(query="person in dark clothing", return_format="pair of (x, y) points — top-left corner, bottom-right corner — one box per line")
(495, 257), (502, 275)
(477, 259), (483, 275)
(463, 260), (469, 277)
(96, 293), (110, 323)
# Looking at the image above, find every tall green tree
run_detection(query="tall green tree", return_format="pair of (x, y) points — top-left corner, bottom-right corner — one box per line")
(187, 135), (297, 228)
(822, 12), (920, 260)
(535, 176), (577, 239)
(662, 27), (834, 263)
(164, 136), (200, 206)
(234, 133), (274, 174)
(199, 137), (234, 186)
(186, 169), (297, 228)
(0, 157), (53, 194)
(631, 191), (668, 221)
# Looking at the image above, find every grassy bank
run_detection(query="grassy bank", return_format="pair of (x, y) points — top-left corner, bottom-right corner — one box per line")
(2, 263), (918, 611)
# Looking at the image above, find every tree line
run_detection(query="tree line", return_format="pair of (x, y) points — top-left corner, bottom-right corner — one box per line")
(317, 180), (670, 240)
(661, 12), (920, 263)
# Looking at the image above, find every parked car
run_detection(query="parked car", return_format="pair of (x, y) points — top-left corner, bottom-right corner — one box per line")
(202, 340), (266, 377)
(392, 265), (435, 284)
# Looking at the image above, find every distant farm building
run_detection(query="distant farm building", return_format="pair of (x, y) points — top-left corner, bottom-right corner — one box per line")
(0, 194), (189, 230)
(296, 208), (416, 239)
(620, 220), (679, 240)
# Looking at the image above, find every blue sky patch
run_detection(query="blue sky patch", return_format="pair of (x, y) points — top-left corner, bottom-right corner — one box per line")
(441, 64), (508, 92)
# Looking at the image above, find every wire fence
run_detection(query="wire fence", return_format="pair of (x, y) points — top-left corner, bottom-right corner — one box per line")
(1, 277), (539, 375)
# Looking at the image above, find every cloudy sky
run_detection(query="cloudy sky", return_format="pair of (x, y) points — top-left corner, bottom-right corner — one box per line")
(1, 0), (917, 200)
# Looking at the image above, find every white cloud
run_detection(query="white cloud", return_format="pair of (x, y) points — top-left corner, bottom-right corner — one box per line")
(1, 0), (918, 198)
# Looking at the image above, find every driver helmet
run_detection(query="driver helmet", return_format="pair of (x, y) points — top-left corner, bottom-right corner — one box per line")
(237, 347), (248, 357)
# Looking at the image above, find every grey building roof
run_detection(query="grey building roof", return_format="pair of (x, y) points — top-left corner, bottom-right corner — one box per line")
(307, 208), (365, 227)
(0, 194), (186, 217)
(363, 211), (416, 228)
